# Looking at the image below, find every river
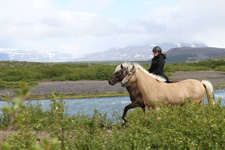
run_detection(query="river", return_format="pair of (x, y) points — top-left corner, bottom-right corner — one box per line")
(0, 89), (225, 117)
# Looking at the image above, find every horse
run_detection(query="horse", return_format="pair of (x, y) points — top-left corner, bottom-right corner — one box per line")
(108, 62), (145, 122)
(121, 63), (214, 111)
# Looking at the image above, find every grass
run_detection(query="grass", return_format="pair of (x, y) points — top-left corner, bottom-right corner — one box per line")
(0, 59), (224, 90)
(0, 91), (129, 101)
(0, 59), (224, 100)
(0, 83), (225, 149)
(29, 92), (129, 100)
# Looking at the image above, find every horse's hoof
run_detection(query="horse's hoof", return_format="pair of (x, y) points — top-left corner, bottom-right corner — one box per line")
(122, 122), (127, 126)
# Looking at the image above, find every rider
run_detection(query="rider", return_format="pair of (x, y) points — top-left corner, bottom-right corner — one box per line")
(148, 46), (170, 83)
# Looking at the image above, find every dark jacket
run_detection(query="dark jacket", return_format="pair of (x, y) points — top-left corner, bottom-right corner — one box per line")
(148, 54), (170, 83)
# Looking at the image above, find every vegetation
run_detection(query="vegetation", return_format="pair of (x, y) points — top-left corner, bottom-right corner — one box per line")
(0, 61), (115, 89)
(164, 59), (225, 76)
(0, 59), (224, 89)
(0, 83), (225, 149)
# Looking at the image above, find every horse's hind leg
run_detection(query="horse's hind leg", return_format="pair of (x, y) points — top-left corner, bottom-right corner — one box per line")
(154, 106), (160, 111)
(122, 102), (140, 122)
(199, 99), (204, 106)
(141, 104), (146, 113)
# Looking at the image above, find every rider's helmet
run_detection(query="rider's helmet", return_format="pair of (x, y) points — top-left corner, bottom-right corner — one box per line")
(152, 46), (162, 53)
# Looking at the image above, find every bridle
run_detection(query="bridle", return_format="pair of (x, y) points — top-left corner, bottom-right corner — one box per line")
(110, 67), (129, 84)
(122, 69), (136, 86)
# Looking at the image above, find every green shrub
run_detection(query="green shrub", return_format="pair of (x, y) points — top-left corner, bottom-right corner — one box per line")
(215, 66), (225, 71)
(52, 76), (66, 81)
(0, 81), (6, 89)
(67, 73), (80, 80)
(0, 60), (224, 89)
(1, 83), (225, 149)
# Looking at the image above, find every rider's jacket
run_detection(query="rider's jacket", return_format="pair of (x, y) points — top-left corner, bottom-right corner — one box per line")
(148, 54), (170, 83)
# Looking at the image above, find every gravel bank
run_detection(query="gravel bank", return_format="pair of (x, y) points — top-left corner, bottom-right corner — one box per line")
(0, 71), (224, 97)
(170, 71), (225, 89)
(0, 80), (127, 97)
(33, 80), (127, 95)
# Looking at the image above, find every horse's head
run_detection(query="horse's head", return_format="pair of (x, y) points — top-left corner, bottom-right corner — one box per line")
(121, 65), (137, 87)
(108, 64), (129, 85)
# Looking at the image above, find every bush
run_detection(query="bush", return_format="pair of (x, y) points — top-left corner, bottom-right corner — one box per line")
(0, 60), (224, 89)
(1, 83), (225, 149)
(52, 76), (66, 81)
(215, 66), (225, 72)
(67, 73), (80, 81)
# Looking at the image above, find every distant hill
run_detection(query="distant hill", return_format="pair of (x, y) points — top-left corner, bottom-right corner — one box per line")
(0, 49), (76, 62)
(166, 47), (225, 63)
(0, 53), (10, 60)
(1, 43), (221, 63)
(73, 43), (206, 61)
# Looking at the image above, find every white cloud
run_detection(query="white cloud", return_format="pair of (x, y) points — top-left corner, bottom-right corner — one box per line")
(0, 0), (225, 56)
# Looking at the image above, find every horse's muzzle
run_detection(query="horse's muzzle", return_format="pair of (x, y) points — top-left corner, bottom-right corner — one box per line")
(108, 79), (116, 85)
(121, 81), (127, 87)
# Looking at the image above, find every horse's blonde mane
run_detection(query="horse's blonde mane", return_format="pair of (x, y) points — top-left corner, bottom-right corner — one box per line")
(115, 62), (131, 72)
(129, 63), (166, 82)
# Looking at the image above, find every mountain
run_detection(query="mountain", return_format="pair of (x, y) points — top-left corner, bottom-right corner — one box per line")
(0, 49), (76, 62)
(0, 53), (11, 60)
(1, 43), (221, 63)
(166, 47), (225, 63)
(73, 43), (207, 61)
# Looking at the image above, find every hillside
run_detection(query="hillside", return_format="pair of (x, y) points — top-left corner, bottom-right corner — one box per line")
(0, 43), (206, 62)
(0, 50), (76, 62)
(166, 47), (225, 63)
(73, 43), (206, 61)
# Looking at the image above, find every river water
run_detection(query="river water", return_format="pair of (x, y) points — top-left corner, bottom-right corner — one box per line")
(0, 89), (225, 117)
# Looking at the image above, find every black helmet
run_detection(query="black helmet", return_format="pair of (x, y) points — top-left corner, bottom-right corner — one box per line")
(152, 46), (162, 53)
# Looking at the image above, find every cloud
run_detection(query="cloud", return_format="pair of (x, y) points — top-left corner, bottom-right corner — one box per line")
(145, 0), (225, 45)
(0, 0), (225, 56)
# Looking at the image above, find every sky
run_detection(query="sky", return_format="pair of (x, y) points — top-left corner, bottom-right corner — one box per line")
(0, 0), (225, 56)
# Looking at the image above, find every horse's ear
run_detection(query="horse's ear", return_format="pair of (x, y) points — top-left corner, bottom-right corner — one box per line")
(121, 64), (123, 69)
(131, 65), (135, 71)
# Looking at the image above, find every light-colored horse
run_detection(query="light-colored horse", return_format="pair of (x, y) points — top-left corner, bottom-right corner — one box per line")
(121, 63), (214, 110)
(109, 62), (167, 122)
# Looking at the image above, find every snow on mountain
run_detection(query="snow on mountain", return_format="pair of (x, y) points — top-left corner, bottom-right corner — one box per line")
(0, 42), (207, 62)
(0, 49), (75, 62)
(74, 42), (207, 61)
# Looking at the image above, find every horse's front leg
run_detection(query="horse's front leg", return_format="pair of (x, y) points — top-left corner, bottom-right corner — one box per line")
(142, 104), (146, 113)
(145, 105), (150, 111)
(122, 102), (140, 122)
(154, 106), (160, 111)
(144, 105), (161, 120)
(154, 106), (161, 120)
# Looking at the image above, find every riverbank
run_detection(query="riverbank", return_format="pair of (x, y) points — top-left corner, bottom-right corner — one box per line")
(170, 71), (225, 89)
(0, 80), (128, 100)
(0, 71), (224, 100)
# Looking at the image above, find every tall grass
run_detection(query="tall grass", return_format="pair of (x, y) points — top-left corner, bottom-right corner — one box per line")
(0, 83), (225, 149)
(0, 59), (224, 89)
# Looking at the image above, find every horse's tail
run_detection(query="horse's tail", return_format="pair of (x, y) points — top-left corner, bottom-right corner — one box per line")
(201, 80), (214, 105)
